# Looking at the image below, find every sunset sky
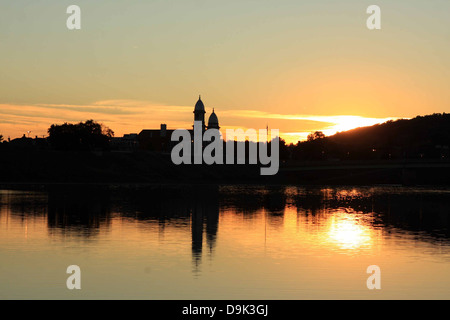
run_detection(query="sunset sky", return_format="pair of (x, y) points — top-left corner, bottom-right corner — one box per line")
(1, 0), (449, 143)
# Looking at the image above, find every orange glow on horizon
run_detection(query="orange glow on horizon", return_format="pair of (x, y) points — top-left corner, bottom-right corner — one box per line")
(0, 101), (403, 145)
(281, 115), (402, 144)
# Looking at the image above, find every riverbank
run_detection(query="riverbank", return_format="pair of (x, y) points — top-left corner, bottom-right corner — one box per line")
(1, 149), (450, 186)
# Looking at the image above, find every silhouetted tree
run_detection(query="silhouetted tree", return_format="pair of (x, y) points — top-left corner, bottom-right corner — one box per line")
(291, 113), (450, 161)
(307, 131), (326, 142)
(279, 138), (290, 160)
(47, 120), (114, 151)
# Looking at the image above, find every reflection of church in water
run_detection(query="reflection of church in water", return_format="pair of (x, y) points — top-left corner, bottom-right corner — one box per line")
(46, 185), (220, 273)
(190, 188), (220, 272)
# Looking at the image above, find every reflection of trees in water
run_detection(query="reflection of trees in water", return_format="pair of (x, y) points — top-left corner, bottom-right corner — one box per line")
(288, 187), (450, 242)
(110, 185), (220, 273)
(219, 185), (286, 214)
(218, 186), (450, 243)
(374, 193), (450, 239)
(44, 185), (222, 272)
(2, 185), (450, 268)
(0, 190), (47, 223)
(47, 186), (112, 238)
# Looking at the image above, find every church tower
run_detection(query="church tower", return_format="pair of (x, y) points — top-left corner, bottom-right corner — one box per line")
(193, 95), (206, 131)
(207, 108), (220, 130)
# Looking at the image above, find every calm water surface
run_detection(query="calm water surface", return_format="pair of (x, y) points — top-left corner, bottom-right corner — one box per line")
(1, 185), (449, 299)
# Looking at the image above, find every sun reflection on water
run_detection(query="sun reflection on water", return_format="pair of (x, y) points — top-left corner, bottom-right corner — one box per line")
(327, 210), (373, 250)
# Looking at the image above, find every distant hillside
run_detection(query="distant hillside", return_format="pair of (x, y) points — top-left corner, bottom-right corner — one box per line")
(1, 113), (450, 186)
(291, 113), (450, 161)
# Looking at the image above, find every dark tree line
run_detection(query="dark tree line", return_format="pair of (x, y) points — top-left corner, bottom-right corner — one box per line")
(3, 113), (450, 161)
(280, 113), (450, 161)
(47, 120), (114, 151)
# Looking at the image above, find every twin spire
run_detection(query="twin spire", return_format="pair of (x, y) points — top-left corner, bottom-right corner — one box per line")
(194, 95), (219, 130)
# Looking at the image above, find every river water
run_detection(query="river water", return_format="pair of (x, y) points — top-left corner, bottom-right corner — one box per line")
(0, 185), (449, 299)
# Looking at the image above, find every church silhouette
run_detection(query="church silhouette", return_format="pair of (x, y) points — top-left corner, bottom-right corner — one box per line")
(111, 96), (220, 152)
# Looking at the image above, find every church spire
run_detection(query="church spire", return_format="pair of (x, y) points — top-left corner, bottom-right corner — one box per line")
(194, 95), (206, 131)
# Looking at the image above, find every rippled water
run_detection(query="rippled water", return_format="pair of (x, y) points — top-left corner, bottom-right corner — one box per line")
(1, 185), (449, 299)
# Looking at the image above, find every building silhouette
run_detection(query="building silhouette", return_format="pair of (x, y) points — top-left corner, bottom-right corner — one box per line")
(112, 96), (220, 152)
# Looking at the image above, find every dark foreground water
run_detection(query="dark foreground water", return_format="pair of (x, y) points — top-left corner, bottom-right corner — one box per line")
(1, 184), (449, 299)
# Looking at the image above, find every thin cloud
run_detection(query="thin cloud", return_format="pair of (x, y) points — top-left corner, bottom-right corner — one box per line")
(0, 100), (403, 143)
